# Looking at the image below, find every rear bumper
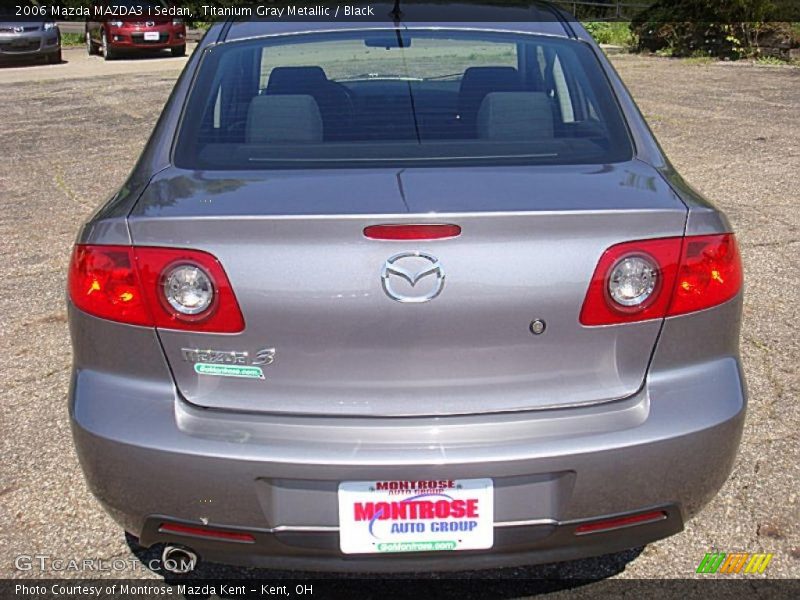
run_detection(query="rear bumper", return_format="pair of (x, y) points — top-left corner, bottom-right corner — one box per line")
(69, 289), (746, 571)
(134, 505), (685, 572)
(70, 353), (745, 572)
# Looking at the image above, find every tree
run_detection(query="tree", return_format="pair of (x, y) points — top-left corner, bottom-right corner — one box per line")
(630, 0), (792, 58)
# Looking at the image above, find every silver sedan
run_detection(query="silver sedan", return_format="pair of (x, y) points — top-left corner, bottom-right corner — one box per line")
(67, 4), (746, 575)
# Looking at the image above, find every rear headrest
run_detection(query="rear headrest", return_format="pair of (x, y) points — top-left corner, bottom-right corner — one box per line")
(477, 92), (554, 141)
(246, 95), (323, 143)
(460, 67), (520, 92)
(457, 67), (524, 131)
(266, 66), (329, 94)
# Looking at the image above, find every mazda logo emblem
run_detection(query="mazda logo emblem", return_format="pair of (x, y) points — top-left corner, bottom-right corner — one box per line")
(381, 251), (445, 303)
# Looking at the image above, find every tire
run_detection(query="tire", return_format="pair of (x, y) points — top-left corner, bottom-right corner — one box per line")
(171, 44), (186, 58)
(86, 31), (96, 56)
(102, 31), (116, 61)
(49, 49), (62, 64)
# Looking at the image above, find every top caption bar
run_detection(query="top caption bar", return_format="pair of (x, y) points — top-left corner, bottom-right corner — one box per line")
(6, 1), (800, 23)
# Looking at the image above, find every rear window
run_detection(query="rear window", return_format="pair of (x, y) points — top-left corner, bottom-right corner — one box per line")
(175, 30), (633, 169)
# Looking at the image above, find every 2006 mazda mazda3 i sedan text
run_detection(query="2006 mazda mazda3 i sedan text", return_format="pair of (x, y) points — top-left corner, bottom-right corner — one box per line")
(67, 4), (746, 573)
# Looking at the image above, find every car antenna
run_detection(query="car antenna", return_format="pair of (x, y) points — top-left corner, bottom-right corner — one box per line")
(388, 0), (419, 143)
(390, 0), (403, 22)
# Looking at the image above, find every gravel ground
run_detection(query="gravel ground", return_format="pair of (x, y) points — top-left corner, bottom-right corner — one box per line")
(0, 45), (194, 84)
(0, 54), (798, 589)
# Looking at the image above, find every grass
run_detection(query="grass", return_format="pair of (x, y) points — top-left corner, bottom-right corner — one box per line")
(61, 32), (84, 47)
(755, 55), (789, 66)
(581, 22), (635, 48)
(651, 49), (719, 64)
(682, 51), (717, 65)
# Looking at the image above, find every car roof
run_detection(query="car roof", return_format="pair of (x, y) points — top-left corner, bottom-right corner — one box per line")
(222, 2), (577, 42)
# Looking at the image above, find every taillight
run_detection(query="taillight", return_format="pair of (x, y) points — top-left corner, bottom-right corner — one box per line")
(668, 234), (742, 317)
(68, 246), (152, 327)
(580, 237), (682, 325)
(68, 245), (245, 333)
(580, 234), (741, 326)
(134, 247), (245, 333)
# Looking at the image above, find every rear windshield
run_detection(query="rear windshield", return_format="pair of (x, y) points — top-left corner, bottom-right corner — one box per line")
(175, 30), (633, 169)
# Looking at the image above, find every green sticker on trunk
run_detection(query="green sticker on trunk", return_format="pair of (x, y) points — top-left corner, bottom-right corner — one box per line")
(194, 363), (265, 379)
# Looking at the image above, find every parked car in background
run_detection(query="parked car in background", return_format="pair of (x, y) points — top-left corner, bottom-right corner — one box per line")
(85, 0), (186, 60)
(0, 10), (61, 64)
(68, 2), (746, 574)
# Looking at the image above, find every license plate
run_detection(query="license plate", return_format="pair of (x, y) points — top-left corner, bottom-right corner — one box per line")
(144, 32), (160, 41)
(338, 478), (493, 554)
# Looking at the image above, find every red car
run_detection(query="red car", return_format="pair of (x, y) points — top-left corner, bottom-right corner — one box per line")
(85, 1), (186, 60)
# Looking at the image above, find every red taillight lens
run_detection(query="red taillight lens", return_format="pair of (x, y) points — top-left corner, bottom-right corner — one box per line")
(574, 510), (668, 535)
(580, 234), (742, 326)
(68, 245), (152, 326)
(68, 245), (245, 333)
(580, 237), (682, 326)
(158, 522), (255, 543)
(135, 247), (245, 333)
(364, 224), (461, 240)
(668, 234), (742, 317)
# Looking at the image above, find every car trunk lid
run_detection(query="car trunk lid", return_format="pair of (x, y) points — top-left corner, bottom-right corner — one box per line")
(129, 161), (686, 416)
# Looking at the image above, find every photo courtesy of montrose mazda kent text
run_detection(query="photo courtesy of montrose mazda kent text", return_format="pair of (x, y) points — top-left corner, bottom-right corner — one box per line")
(67, 3), (746, 573)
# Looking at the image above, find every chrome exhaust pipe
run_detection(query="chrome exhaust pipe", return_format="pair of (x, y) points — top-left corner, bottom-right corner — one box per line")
(161, 544), (198, 574)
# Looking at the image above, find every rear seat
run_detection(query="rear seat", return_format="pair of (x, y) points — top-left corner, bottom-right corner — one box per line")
(477, 92), (554, 141)
(265, 66), (353, 140)
(457, 67), (523, 134)
(249, 67), (553, 144)
(246, 95), (323, 144)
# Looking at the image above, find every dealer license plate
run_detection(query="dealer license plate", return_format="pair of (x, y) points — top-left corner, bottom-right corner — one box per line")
(144, 32), (160, 41)
(338, 478), (493, 554)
